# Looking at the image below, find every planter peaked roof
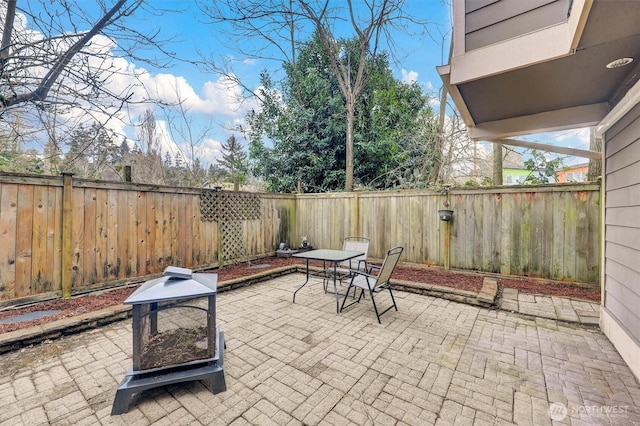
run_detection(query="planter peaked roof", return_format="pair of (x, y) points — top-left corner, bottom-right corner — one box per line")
(124, 266), (218, 304)
(438, 0), (640, 140)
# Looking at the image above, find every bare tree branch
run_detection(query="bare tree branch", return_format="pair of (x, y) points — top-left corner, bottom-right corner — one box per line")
(197, 0), (434, 191)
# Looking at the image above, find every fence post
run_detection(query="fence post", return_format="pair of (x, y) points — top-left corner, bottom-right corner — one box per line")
(443, 187), (451, 270)
(443, 221), (451, 270)
(61, 172), (74, 298)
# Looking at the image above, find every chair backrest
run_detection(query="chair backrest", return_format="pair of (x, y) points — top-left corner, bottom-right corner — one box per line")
(375, 246), (404, 286)
(340, 236), (369, 269)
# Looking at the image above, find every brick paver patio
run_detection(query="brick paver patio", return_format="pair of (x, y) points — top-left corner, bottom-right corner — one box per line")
(0, 274), (638, 425)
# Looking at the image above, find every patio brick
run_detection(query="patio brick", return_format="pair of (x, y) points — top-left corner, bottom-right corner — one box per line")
(0, 273), (637, 425)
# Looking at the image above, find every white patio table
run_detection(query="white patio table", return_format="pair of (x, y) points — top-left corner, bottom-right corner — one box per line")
(292, 249), (365, 313)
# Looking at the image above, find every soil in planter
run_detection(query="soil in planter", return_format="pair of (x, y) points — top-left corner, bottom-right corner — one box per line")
(139, 326), (211, 371)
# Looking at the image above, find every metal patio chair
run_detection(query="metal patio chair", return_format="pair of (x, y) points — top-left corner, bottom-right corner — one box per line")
(339, 246), (403, 324)
(323, 236), (370, 293)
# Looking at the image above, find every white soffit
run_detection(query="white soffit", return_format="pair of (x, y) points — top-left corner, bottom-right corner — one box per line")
(469, 103), (608, 141)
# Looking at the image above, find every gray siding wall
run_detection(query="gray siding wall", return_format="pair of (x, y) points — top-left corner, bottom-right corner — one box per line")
(465, 0), (569, 51)
(605, 101), (640, 343)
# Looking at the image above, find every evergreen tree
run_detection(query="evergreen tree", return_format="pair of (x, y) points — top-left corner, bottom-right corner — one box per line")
(60, 122), (119, 180)
(163, 152), (177, 185)
(246, 33), (431, 192)
(132, 109), (165, 185)
(219, 135), (248, 191)
(207, 163), (226, 186)
(190, 157), (208, 187)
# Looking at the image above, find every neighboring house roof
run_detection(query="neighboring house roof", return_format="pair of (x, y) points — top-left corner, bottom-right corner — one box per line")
(502, 150), (524, 168)
(438, 0), (640, 141)
(557, 162), (589, 172)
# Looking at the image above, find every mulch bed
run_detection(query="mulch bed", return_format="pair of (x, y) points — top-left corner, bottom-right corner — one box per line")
(0, 256), (600, 334)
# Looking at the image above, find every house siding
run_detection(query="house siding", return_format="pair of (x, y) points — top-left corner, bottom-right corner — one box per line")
(604, 101), (640, 346)
(465, 0), (569, 51)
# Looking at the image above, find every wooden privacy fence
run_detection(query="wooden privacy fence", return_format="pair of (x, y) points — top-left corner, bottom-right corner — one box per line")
(0, 173), (295, 303)
(0, 172), (600, 303)
(294, 183), (601, 284)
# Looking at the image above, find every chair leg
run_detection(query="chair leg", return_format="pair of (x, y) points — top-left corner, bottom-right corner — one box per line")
(368, 287), (382, 324)
(340, 284), (366, 312)
(369, 285), (398, 324)
(340, 282), (356, 312)
(388, 286), (398, 311)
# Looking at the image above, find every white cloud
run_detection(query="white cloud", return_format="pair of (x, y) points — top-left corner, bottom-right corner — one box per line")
(71, 37), (259, 167)
(2, 12), (253, 168)
(195, 138), (225, 163)
(552, 128), (590, 148)
(401, 69), (419, 84)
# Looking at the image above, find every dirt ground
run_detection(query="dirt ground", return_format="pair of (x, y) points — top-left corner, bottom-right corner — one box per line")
(0, 256), (600, 334)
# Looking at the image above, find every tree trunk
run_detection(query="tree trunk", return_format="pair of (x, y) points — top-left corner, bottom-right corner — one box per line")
(429, 87), (447, 184)
(587, 126), (602, 181)
(345, 99), (355, 192)
(493, 143), (503, 185)
(0, 0), (16, 63)
(430, 38), (453, 184)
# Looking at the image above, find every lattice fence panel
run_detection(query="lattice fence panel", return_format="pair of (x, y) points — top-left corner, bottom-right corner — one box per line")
(221, 221), (244, 261)
(199, 191), (262, 262)
(199, 191), (261, 222)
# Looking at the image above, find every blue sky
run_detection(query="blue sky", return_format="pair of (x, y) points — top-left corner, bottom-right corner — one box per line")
(102, 0), (457, 166)
(145, 0), (589, 168)
(17, 0), (589, 169)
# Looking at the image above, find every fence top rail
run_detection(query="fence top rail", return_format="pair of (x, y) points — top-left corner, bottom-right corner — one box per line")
(449, 182), (600, 195)
(0, 172), (599, 197)
(0, 172), (297, 198)
(295, 182), (600, 199)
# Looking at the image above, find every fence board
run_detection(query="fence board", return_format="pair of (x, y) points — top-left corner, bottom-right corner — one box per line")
(0, 184), (18, 300)
(499, 192), (513, 276)
(169, 193), (180, 266)
(427, 196), (442, 265)
(551, 190), (565, 279)
(31, 185), (48, 293)
(154, 192), (166, 269)
(116, 190), (128, 280)
(145, 191), (157, 274)
(563, 192), (578, 280)
(184, 195), (194, 266)
(96, 189), (109, 282)
(481, 193), (501, 272)
(71, 186), (84, 289)
(46, 186), (58, 291)
(137, 191), (148, 276)
(408, 196), (424, 261)
(15, 185), (33, 297)
(126, 190), (138, 277)
(107, 189), (119, 279)
(83, 188), (98, 285)
(574, 191), (591, 282)
(191, 196), (202, 265)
